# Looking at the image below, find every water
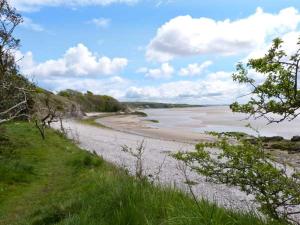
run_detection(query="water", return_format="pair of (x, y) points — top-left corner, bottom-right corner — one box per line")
(143, 106), (300, 139)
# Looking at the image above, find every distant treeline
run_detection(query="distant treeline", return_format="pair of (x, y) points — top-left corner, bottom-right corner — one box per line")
(123, 101), (204, 109)
(58, 89), (125, 113)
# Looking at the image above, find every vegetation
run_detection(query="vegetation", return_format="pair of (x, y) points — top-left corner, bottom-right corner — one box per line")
(0, 122), (280, 225)
(174, 133), (300, 224)
(213, 132), (300, 153)
(0, 0), (298, 224)
(0, 1), (35, 124)
(146, 119), (159, 123)
(130, 111), (148, 117)
(173, 36), (300, 225)
(79, 115), (110, 128)
(231, 37), (300, 123)
(58, 89), (124, 113)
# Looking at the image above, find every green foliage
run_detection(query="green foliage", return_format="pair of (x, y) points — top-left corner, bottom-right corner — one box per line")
(231, 37), (300, 123)
(0, 73), (35, 122)
(0, 1), (35, 124)
(0, 122), (279, 225)
(146, 119), (159, 123)
(79, 116), (108, 128)
(131, 111), (148, 117)
(173, 135), (300, 224)
(86, 90), (94, 96)
(58, 89), (124, 112)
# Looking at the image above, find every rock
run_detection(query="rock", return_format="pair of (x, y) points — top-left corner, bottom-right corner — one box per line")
(261, 136), (284, 142)
(291, 136), (300, 142)
(287, 144), (300, 154)
(244, 137), (258, 145)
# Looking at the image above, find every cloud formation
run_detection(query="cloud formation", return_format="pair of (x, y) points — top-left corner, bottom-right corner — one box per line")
(137, 63), (174, 79)
(10, 0), (138, 11)
(41, 76), (129, 98)
(18, 43), (128, 78)
(21, 17), (44, 32)
(246, 31), (300, 61)
(146, 7), (300, 61)
(179, 61), (212, 76)
(88, 18), (111, 28)
(125, 71), (248, 104)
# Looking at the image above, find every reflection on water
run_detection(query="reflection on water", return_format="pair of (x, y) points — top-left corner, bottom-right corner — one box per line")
(143, 106), (300, 139)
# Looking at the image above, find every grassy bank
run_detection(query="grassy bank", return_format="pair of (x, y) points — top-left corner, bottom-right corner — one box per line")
(0, 122), (283, 225)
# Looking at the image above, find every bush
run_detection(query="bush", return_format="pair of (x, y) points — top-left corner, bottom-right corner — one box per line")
(173, 134), (300, 224)
(131, 111), (148, 117)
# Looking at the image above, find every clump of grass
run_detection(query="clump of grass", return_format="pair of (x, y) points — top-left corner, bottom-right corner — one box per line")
(146, 119), (159, 123)
(79, 117), (108, 128)
(69, 152), (103, 171)
(131, 111), (148, 117)
(0, 122), (281, 225)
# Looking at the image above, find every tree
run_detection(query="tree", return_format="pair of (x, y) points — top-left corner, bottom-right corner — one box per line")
(34, 94), (64, 139)
(173, 133), (300, 224)
(231, 37), (300, 123)
(173, 36), (300, 224)
(0, 0), (33, 124)
(0, 0), (22, 74)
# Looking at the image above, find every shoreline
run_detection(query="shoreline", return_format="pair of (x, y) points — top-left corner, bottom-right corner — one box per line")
(95, 114), (215, 144)
(53, 111), (300, 217)
(56, 117), (257, 213)
(86, 111), (300, 170)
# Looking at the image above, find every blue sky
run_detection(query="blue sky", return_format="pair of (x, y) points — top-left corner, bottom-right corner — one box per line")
(11, 0), (300, 104)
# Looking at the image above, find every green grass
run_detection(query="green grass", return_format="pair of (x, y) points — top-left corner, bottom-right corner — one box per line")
(79, 116), (108, 128)
(131, 111), (148, 117)
(145, 119), (159, 123)
(0, 122), (284, 225)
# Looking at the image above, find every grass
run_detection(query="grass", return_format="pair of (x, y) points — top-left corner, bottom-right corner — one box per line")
(145, 119), (159, 123)
(131, 111), (148, 117)
(0, 122), (285, 225)
(79, 116), (108, 128)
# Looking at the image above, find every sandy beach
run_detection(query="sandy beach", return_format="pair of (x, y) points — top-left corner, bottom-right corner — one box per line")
(96, 114), (215, 144)
(52, 107), (300, 217)
(57, 115), (257, 213)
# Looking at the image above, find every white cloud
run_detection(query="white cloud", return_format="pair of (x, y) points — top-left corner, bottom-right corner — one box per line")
(10, 0), (138, 11)
(137, 63), (174, 79)
(146, 7), (300, 61)
(18, 43), (128, 78)
(21, 17), (44, 32)
(179, 61), (212, 76)
(246, 31), (300, 61)
(88, 18), (111, 28)
(125, 71), (249, 104)
(155, 0), (174, 7)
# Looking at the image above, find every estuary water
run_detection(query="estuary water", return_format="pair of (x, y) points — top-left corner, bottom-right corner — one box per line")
(143, 106), (300, 139)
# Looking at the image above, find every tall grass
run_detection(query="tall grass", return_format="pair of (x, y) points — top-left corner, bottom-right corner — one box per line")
(0, 122), (284, 225)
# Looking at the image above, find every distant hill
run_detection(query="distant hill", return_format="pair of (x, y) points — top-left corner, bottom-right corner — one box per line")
(31, 89), (125, 120)
(123, 101), (204, 109)
(58, 89), (125, 113)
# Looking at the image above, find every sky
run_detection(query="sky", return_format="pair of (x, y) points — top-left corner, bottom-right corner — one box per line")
(10, 0), (300, 104)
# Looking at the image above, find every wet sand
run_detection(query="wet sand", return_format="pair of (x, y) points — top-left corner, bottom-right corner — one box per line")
(97, 114), (215, 144)
(96, 106), (300, 142)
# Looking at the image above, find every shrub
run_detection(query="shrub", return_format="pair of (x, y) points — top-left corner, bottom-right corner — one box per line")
(173, 134), (300, 224)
